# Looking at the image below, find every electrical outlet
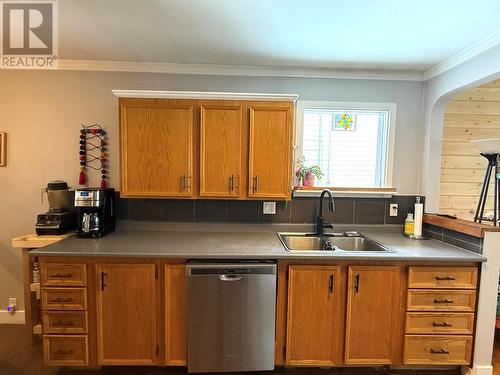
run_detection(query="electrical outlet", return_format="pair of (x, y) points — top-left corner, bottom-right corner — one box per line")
(389, 203), (398, 217)
(263, 202), (276, 215)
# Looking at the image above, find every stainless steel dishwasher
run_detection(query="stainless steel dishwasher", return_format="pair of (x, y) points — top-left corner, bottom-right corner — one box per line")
(186, 261), (277, 373)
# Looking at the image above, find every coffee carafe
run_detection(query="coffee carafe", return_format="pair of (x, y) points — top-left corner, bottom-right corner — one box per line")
(75, 188), (115, 238)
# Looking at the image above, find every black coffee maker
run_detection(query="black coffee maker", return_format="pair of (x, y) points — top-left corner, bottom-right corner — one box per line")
(75, 188), (115, 238)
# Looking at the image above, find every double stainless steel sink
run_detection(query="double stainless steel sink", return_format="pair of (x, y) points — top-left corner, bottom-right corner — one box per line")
(278, 232), (391, 253)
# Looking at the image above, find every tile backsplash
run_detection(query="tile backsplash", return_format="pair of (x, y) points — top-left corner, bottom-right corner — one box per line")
(116, 194), (422, 226)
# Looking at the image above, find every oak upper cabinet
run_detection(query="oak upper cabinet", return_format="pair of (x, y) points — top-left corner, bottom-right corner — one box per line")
(199, 103), (245, 198)
(164, 264), (187, 365)
(119, 99), (196, 198)
(345, 266), (403, 365)
(96, 263), (158, 365)
(248, 102), (293, 199)
(286, 266), (345, 366)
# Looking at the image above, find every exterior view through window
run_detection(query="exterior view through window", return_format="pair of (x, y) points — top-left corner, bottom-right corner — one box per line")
(301, 107), (391, 188)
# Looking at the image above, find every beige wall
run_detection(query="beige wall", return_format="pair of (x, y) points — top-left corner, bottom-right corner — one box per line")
(0, 70), (424, 310)
(440, 79), (500, 220)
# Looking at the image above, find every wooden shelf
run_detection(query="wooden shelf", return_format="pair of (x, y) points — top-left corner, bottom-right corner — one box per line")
(423, 214), (500, 238)
(33, 323), (42, 335)
(30, 282), (40, 292)
(12, 233), (74, 249)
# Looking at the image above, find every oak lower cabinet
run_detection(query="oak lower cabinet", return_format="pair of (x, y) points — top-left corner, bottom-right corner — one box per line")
(164, 264), (187, 365)
(96, 263), (158, 365)
(344, 266), (403, 365)
(40, 261), (89, 366)
(403, 266), (478, 365)
(119, 99), (196, 198)
(248, 103), (293, 199)
(285, 266), (345, 366)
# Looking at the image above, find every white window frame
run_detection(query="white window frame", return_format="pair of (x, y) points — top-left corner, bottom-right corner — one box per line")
(294, 100), (397, 191)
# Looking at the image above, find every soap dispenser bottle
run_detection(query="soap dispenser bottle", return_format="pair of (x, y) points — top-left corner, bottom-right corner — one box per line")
(404, 211), (415, 236)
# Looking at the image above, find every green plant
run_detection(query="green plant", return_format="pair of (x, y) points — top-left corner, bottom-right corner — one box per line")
(295, 158), (324, 181)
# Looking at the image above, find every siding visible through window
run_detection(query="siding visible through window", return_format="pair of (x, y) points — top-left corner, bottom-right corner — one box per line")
(302, 109), (389, 187)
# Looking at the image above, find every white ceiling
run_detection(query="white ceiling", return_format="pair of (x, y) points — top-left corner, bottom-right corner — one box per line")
(59, 0), (500, 72)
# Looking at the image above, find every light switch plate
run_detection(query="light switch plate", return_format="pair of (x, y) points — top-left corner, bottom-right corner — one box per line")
(263, 202), (276, 215)
(389, 203), (398, 217)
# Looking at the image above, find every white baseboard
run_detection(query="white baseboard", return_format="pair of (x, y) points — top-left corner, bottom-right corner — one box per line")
(0, 310), (26, 324)
(462, 365), (494, 375)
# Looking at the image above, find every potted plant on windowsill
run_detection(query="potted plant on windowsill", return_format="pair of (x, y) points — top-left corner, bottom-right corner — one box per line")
(295, 158), (324, 187)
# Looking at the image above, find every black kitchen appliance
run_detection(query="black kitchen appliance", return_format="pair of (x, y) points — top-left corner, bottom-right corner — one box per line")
(75, 188), (115, 238)
(35, 181), (77, 235)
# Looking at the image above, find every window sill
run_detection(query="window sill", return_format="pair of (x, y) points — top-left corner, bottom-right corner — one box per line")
(292, 187), (397, 198)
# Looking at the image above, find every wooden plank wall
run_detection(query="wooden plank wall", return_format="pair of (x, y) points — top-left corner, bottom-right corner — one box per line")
(439, 79), (500, 220)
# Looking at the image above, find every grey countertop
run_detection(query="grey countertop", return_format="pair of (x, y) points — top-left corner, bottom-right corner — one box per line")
(29, 223), (486, 262)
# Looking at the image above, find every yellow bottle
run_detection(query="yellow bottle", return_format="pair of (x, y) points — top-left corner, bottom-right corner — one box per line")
(404, 213), (415, 236)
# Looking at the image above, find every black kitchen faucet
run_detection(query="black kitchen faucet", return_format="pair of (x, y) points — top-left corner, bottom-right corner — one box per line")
(316, 189), (335, 235)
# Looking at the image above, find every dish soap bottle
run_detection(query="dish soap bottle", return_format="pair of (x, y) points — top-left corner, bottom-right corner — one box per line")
(404, 212), (415, 236)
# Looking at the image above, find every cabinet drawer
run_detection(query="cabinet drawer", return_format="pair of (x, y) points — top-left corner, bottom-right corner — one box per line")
(42, 288), (87, 311)
(43, 335), (88, 366)
(404, 335), (472, 365)
(41, 263), (87, 287)
(43, 312), (87, 334)
(407, 290), (476, 312)
(405, 313), (474, 335)
(408, 267), (477, 289)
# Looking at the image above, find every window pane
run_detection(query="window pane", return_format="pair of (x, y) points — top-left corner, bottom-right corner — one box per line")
(302, 109), (389, 187)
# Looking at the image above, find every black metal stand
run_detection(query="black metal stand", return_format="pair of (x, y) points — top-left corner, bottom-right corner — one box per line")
(474, 153), (500, 226)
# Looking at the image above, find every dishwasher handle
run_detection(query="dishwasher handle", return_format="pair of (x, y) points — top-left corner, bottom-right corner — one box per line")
(219, 274), (243, 282)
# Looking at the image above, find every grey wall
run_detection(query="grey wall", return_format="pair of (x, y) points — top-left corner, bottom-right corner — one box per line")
(0, 70), (424, 311)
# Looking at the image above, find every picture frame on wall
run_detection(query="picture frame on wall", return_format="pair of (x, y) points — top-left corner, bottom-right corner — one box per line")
(0, 132), (6, 167)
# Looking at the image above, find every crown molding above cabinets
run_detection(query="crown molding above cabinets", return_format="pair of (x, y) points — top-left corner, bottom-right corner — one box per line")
(111, 90), (299, 102)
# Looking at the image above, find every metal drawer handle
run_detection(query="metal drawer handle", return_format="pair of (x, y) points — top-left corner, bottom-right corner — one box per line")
(435, 276), (456, 281)
(433, 299), (454, 304)
(219, 274), (242, 282)
(54, 320), (74, 326)
(50, 273), (73, 278)
(253, 175), (259, 193)
(328, 274), (334, 294)
(432, 321), (452, 327)
(50, 297), (73, 303)
(430, 348), (450, 355)
(56, 349), (74, 355)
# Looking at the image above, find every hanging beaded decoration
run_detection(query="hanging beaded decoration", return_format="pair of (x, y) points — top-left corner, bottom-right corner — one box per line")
(79, 124), (108, 188)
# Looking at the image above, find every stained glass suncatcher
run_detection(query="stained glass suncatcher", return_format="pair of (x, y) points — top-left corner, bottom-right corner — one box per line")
(334, 113), (356, 131)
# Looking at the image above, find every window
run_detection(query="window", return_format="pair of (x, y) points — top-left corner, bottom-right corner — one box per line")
(296, 101), (396, 188)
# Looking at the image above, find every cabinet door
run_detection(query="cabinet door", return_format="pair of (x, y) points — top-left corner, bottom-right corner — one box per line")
(120, 99), (195, 197)
(286, 266), (344, 365)
(248, 104), (293, 199)
(200, 105), (244, 198)
(164, 264), (187, 365)
(345, 266), (403, 365)
(96, 264), (157, 365)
